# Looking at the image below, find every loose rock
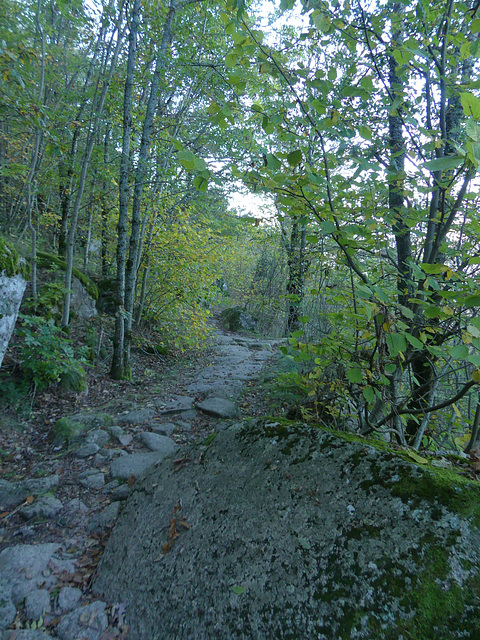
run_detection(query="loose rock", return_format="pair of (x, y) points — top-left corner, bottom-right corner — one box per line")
(19, 496), (63, 521)
(24, 589), (51, 620)
(196, 397), (239, 419)
(117, 408), (155, 425)
(136, 432), (179, 455)
(0, 476), (59, 510)
(152, 423), (176, 437)
(57, 587), (82, 613)
(78, 470), (105, 490)
(56, 601), (108, 640)
(110, 452), (174, 480)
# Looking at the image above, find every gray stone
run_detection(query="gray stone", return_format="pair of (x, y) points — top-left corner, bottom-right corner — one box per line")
(152, 422), (176, 437)
(110, 485), (131, 501)
(102, 480), (119, 493)
(78, 470), (105, 490)
(110, 452), (168, 480)
(118, 434), (132, 446)
(0, 271), (27, 368)
(0, 543), (59, 607)
(19, 496), (63, 520)
(117, 408), (155, 425)
(57, 586), (82, 613)
(64, 498), (88, 513)
(25, 589), (50, 620)
(136, 432), (179, 455)
(180, 409), (197, 420)
(68, 413), (112, 430)
(48, 556), (75, 577)
(88, 502), (121, 533)
(157, 395), (195, 414)
(175, 420), (192, 431)
(94, 449), (115, 465)
(107, 425), (124, 439)
(71, 276), (97, 320)
(3, 631), (53, 640)
(75, 443), (100, 458)
(85, 429), (110, 448)
(95, 421), (480, 640)
(186, 380), (243, 398)
(0, 576), (15, 631)
(0, 476), (59, 510)
(196, 397), (239, 419)
(56, 601), (108, 640)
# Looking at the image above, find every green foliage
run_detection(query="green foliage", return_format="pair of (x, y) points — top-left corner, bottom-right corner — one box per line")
(0, 374), (30, 414)
(23, 281), (66, 320)
(17, 315), (88, 391)
(0, 236), (30, 278)
(36, 252), (98, 300)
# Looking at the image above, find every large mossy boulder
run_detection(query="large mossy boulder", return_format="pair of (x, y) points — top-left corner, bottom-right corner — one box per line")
(0, 237), (30, 367)
(94, 420), (480, 639)
(220, 306), (257, 332)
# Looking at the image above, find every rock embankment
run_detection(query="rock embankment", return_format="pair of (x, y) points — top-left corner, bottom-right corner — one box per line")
(95, 421), (480, 640)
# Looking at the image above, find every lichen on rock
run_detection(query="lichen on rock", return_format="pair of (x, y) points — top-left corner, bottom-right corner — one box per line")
(94, 420), (480, 639)
(0, 236), (30, 367)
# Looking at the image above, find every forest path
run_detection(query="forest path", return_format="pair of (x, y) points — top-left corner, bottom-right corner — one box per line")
(0, 324), (282, 640)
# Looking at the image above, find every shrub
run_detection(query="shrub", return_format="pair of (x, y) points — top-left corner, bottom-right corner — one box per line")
(17, 315), (89, 391)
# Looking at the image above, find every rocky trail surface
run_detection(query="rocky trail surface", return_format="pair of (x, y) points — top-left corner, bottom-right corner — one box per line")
(0, 327), (280, 640)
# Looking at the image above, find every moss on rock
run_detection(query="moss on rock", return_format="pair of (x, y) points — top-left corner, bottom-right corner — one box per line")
(0, 236), (30, 279)
(36, 251), (98, 300)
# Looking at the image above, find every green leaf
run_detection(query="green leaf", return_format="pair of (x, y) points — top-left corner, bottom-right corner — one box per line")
(464, 294), (480, 308)
(461, 92), (480, 121)
(448, 344), (469, 360)
(287, 150), (303, 167)
(231, 586), (246, 595)
(225, 53), (237, 68)
(467, 323), (480, 338)
(291, 329), (304, 338)
(347, 367), (363, 383)
(177, 150), (195, 171)
(424, 306), (442, 318)
(421, 263), (444, 274)
(265, 153), (281, 170)
(468, 354), (480, 367)
(423, 156), (463, 172)
(193, 176), (208, 192)
(358, 125), (372, 140)
(298, 315), (310, 324)
(363, 386), (375, 403)
(404, 333), (424, 349)
(385, 332), (407, 357)
(310, 99), (325, 114)
(306, 234), (317, 244)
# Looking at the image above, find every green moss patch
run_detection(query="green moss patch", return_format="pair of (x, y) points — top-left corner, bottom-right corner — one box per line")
(36, 251), (98, 300)
(0, 236), (30, 279)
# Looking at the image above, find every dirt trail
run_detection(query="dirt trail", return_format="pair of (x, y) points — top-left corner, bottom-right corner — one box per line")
(0, 326), (281, 639)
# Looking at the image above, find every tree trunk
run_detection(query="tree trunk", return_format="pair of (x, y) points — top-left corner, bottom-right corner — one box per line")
(110, 0), (141, 380)
(113, 0), (177, 378)
(388, 2), (410, 309)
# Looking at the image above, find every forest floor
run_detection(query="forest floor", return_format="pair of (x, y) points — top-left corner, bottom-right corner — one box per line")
(0, 316), (282, 639)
